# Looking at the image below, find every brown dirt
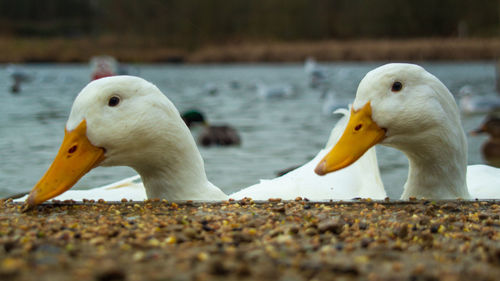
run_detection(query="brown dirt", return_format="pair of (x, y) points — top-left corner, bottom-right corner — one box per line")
(2, 37), (500, 63)
(1, 198), (499, 281)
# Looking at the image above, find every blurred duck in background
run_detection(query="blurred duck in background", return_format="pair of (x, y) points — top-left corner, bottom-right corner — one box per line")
(256, 83), (294, 99)
(471, 115), (500, 167)
(304, 57), (328, 89)
(7, 64), (33, 93)
(202, 82), (218, 95)
(458, 85), (500, 115)
(181, 109), (241, 147)
(90, 56), (117, 81)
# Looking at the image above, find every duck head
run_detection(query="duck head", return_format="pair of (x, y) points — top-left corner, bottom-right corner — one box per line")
(27, 76), (195, 206)
(471, 115), (500, 138)
(181, 109), (207, 128)
(315, 63), (464, 175)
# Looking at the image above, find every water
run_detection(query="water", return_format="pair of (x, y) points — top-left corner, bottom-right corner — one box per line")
(0, 62), (495, 199)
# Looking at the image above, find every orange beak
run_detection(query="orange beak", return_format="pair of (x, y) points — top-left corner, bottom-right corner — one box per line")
(26, 120), (105, 207)
(469, 124), (486, 136)
(315, 102), (386, 175)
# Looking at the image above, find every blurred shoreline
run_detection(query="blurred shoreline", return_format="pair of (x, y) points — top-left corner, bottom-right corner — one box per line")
(2, 37), (500, 63)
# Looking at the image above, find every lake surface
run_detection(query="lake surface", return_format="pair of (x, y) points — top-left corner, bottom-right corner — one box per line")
(0, 62), (495, 199)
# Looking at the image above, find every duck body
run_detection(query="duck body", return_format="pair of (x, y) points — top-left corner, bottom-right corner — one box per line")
(199, 125), (241, 146)
(232, 108), (385, 200)
(482, 141), (500, 167)
(24, 76), (386, 206)
(181, 110), (241, 147)
(466, 164), (500, 198)
(231, 146), (384, 200)
(316, 63), (500, 200)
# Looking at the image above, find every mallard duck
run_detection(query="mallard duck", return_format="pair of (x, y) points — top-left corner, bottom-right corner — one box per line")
(315, 63), (500, 199)
(471, 115), (500, 167)
(24, 76), (386, 207)
(181, 110), (241, 147)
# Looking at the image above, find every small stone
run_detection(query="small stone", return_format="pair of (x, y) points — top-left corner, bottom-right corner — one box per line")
(183, 228), (198, 239)
(397, 224), (409, 239)
(305, 227), (317, 236)
(318, 220), (343, 234)
(197, 252), (209, 261)
(209, 259), (230, 276)
(165, 236), (176, 244)
(272, 206), (286, 213)
(441, 202), (460, 212)
(478, 213), (489, 220)
(96, 268), (126, 281)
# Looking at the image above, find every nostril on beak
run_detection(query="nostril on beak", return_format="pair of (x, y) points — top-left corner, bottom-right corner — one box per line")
(354, 124), (363, 131)
(68, 145), (78, 154)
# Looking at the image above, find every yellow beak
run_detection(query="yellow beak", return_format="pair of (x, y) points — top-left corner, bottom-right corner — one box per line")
(26, 120), (105, 207)
(315, 102), (386, 175)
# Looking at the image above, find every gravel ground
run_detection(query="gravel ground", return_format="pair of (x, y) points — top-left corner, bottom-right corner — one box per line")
(0, 198), (499, 281)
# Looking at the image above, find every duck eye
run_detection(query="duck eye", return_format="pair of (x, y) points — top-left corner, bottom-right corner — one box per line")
(108, 96), (120, 107)
(391, 81), (403, 92)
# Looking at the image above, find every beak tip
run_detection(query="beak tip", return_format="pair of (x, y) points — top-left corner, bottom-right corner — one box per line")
(469, 129), (481, 136)
(26, 191), (39, 208)
(314, 161), (327, 176)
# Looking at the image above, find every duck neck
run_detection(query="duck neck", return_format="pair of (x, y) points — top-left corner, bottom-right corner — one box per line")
(398, 126), (470, 200)
(132, 126), (228, 201)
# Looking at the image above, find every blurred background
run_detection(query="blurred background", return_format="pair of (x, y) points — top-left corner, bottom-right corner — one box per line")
(1, 0), (499, 199)
(1, 0), (500, 62)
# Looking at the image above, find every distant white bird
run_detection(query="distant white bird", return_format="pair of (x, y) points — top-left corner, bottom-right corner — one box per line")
(7, 64), (33, 93)
(458, 85), (500, 115)
(256, 83), (294, 99)
(304, 57), (328, 89)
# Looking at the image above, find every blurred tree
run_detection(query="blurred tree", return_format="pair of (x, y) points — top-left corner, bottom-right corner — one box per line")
(0, 0), (499, 47)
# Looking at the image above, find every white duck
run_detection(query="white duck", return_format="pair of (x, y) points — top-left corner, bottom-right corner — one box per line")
(25, 76), (386, 207)
(457, 85), (500, 115)
(256, 83), (294, 99)
(315, 63), (500, 200)
(304, 57), (328, 89)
